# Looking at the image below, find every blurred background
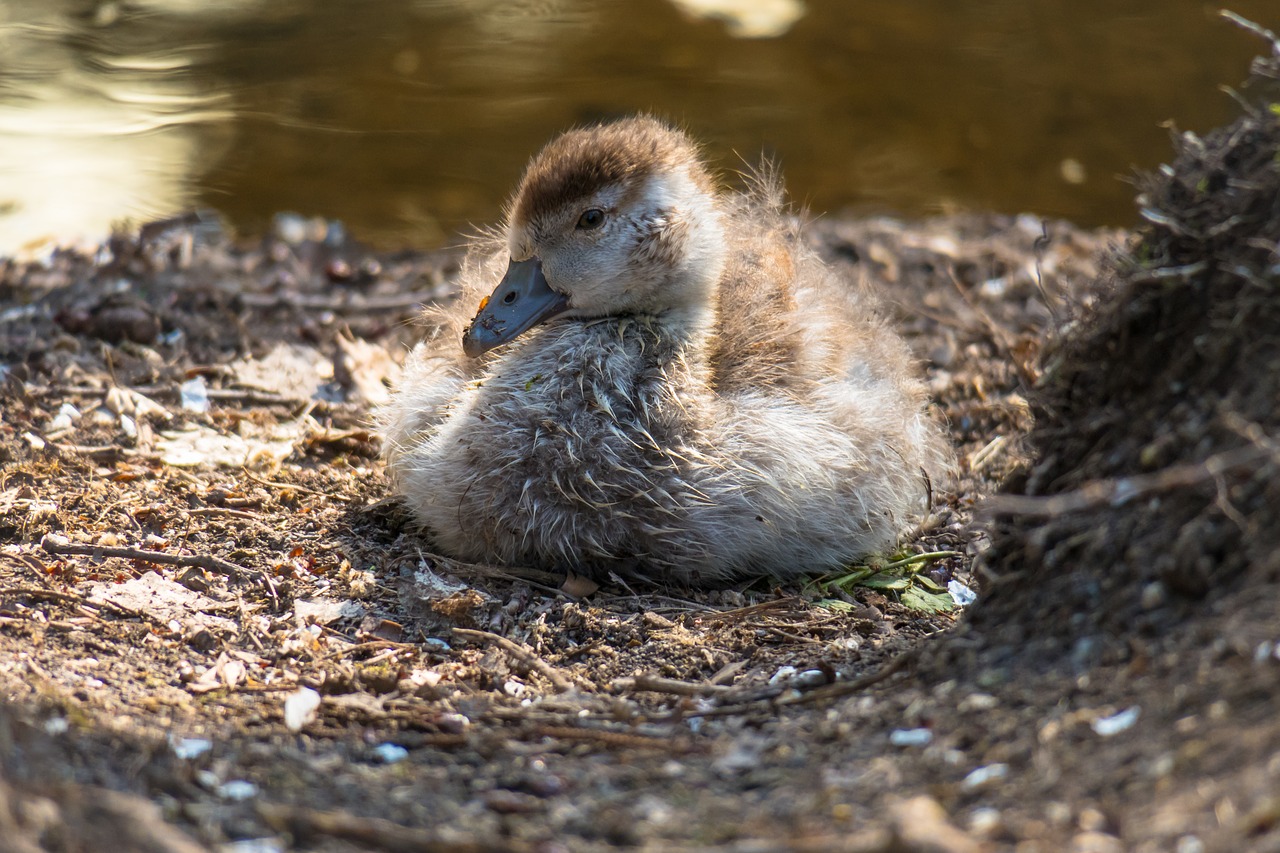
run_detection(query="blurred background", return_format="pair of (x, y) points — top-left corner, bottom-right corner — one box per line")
(0, 0), (1274, 255)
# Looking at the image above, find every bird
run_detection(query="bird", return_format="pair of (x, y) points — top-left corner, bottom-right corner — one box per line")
(380, 116), (951, 587)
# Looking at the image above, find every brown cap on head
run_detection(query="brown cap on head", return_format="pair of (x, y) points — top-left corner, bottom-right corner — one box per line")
(510, 116), (708, 230)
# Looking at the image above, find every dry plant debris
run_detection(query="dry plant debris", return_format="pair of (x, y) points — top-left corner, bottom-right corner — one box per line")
(2, 36), (1278, 850)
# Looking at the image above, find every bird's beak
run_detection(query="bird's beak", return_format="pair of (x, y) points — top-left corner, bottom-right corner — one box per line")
(461, 257), (570, 358)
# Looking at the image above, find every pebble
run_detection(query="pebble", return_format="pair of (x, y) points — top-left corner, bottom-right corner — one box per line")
(968, 807), (1004, 837)
(1092, 706), (1140, 737)
(1072, 831), (1124, 853)
(768, 665), (797, 685)
(217, 780), (259, 801)
(958, 692), (998, 712)
(889, 728), (934, 747)
(962, 763), (1009, 790)
(221, 840), (284, 853)
(371, 743), (408, 764)
(171, 737), (212, 760)
(1140, 581), (1167, 610)
(890, 796), (982, 853)
(283, 687), (322, 732)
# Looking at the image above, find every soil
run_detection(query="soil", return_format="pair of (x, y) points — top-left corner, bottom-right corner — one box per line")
(1, 43), (1278, 853)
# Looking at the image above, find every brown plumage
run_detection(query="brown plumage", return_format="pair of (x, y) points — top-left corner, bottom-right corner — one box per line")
(380, 116), (952, 586)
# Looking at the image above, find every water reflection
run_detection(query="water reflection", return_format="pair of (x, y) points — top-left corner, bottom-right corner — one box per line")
(0, 1), (1275, 256)
(0, 2), (236, 253)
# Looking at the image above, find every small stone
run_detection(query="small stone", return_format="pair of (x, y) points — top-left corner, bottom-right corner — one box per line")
(217, 780), (259, 801)
(175, 567), (210, 593)
(1148, 752), (1176, 779)
(1092, 706), (1140, 737)
(890, 796), (981, 853)
(283, 687), (322, 732)
(889, 728), (934, 747)
(1141, 581), (1167, 610)
(962, 763), (1009, 790)
(958, 692), (998, 712)
(768, 666), (797, 685)
(1045, 801), (1073, 826)
(171, 737), (212, 760)
(1071, 831), (1123, 853)
(483, 789), (543, 815)
(1176, 836), (1205, 853)
(969, 807), (1003, 837)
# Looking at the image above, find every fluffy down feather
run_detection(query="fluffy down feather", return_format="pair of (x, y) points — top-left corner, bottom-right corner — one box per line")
(380, 116), (952, 586)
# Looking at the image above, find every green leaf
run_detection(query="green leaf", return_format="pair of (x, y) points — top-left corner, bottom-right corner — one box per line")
(816, 598), (856, 612)
(915, 574), (946, 592)
(861, 573), (910, 590)
(900, 585), (957, 613)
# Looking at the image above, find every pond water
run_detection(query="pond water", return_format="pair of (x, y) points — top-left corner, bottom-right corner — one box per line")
(0, 0), (1274, 254)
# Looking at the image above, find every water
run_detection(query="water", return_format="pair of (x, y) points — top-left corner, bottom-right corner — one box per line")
(0, 0), (1274, 254)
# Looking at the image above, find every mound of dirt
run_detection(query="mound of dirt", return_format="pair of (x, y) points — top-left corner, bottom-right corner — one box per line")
(969, 33), (1280, 665)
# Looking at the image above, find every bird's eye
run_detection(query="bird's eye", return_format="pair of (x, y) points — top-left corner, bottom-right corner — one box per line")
(576, 208), (605, 230)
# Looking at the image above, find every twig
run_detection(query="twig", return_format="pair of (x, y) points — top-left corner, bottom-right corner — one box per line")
(257, 803), (533, 853)
(243, 471), (353, 503)
(779, 649), (921, 707)
(40, 535), (279, 607)
(236, 290), (441, 313)
(983, 445), (1270, 518)
(610, 674), (732, 697)
(0, 615), (91, 631)
(52, 443), (138, 460)
(451, 627), (578, 693)
(0, 585), (146, 620)
(441, 560), (567, 588)
(533, 724), (698, 752)
(187, 507), (262, 521)
(763, 626), (825, 645)
(320, 639), (418, 662)
(28, 383), (309, 408)
(661, 650), (921, 721)
(968, 434), (1008, 474)
(698, 597), (803, 623)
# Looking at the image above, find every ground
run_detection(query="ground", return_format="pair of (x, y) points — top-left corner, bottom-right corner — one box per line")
(1, 46), (1279, 853)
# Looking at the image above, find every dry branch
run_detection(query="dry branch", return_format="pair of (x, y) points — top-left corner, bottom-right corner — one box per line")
(610, 674), (733, 697)
(40, 534), (279, 606)
(451, 627), (579, 693)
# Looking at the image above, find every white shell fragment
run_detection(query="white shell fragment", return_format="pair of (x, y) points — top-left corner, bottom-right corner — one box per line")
(171, 737), (213, 760)
(889, 728), (934, 747)
(948, 580), (977, 606)
(283, 687), (322, 732)
(180, 375), (210, 413)
(962, 763), (1009, 789)
(371, 743), (409, 764)
(1091, 706), (1140, 737)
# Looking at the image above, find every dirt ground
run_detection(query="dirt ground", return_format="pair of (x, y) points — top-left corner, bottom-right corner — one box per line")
(2, 45), (1279, 853)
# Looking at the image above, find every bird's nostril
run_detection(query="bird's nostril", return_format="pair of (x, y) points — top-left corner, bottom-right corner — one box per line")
(503, 291), (517, 305)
